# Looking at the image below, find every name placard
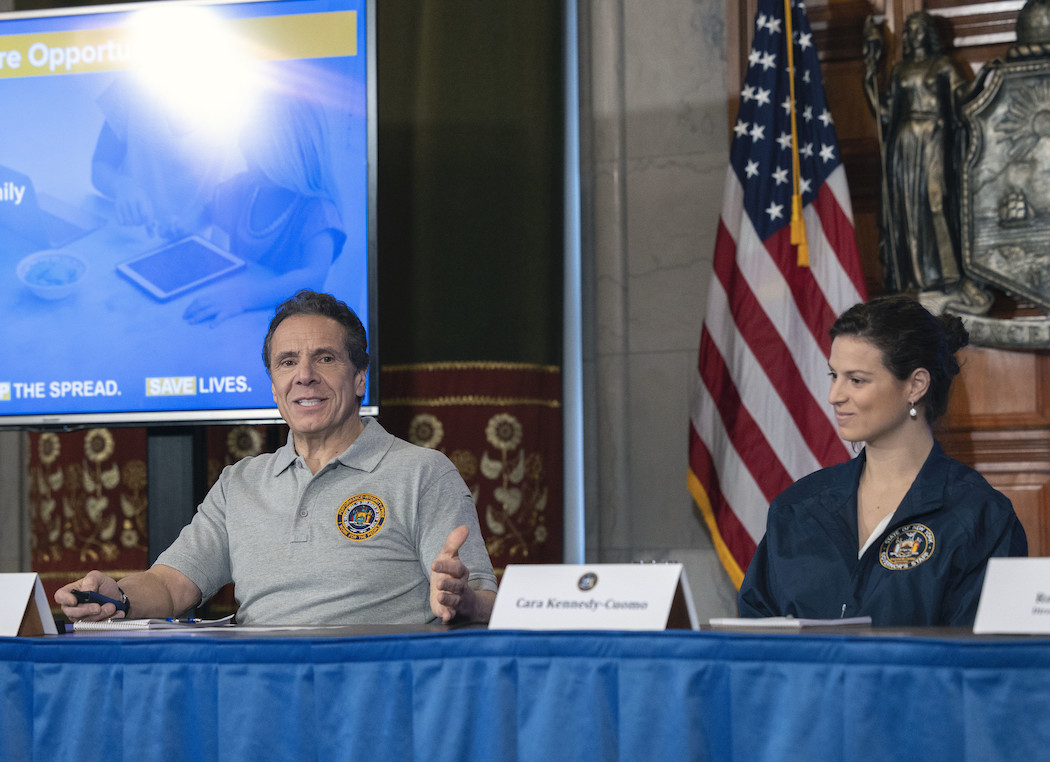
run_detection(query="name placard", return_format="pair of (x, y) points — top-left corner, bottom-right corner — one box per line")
(973, 558), (1050, 634)
(0, 572), (58, 637)
(489, 563), (697, 631)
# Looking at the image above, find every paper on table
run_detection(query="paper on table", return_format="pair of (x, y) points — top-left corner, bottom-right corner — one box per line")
(708, 616), (872, 628)
(73, 614), (235, 631)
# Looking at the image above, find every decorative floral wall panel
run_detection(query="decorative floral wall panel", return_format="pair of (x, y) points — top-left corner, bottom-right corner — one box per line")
(29, 427), (149, 607)
(379, 362), (563, 575)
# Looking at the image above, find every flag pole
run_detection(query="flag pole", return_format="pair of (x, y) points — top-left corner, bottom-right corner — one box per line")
(784, 0), (809, 267)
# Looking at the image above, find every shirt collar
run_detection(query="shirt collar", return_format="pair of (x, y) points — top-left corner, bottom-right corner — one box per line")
(331, 417), (393, 472)
(270, 417), (394, 477)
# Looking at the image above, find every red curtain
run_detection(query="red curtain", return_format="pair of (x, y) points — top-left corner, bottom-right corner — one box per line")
(28, 427), (150, 606)
(378, 362), (563, 574)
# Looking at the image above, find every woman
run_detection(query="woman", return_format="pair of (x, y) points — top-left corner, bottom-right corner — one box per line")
(738, 295), (1027, 626)
(182, 92), (346, 326)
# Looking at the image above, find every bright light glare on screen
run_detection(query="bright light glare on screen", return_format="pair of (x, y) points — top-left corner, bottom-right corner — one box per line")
(127, 6), (259, 138)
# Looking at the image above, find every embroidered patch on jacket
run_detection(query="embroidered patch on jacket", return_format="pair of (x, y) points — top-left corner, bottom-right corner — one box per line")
(337, 493), (386, 541)
(879, 523), (935, 570)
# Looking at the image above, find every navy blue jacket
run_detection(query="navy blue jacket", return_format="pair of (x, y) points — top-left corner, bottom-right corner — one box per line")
(738, 442), (1027, 626)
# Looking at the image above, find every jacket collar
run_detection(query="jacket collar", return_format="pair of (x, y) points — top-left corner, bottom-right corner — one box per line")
(881, 441), (950, 525)
(811, 441), (949, 563)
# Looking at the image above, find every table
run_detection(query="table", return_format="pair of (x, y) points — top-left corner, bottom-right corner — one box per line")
(3, 626), (1049, 761)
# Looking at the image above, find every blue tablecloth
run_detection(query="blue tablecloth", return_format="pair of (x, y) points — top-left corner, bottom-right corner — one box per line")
(3, 627), (1049, 761)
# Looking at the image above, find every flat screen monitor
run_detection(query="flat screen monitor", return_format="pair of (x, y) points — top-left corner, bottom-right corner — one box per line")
(0, 0), (377, 428)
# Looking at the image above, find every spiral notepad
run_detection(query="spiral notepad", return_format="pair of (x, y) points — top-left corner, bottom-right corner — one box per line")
(73, 614), (234, 631)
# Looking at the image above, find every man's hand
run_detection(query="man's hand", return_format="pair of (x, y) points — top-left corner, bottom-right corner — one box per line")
(430, 525), (494, 623)
(55, 570), (125, 622)
(55, 565), (201, 622)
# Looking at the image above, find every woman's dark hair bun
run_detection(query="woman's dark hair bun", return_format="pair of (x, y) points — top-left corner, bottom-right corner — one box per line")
(939, 312), (969, 355)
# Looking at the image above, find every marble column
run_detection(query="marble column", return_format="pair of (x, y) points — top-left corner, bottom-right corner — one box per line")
(0, 431), (28, 572)
(577, 0), (738, 619)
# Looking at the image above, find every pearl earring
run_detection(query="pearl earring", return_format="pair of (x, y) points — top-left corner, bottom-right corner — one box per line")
(909, 402), (917, 419)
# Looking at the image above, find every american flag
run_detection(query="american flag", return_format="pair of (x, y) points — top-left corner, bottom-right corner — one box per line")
(688, 0), (867, 586)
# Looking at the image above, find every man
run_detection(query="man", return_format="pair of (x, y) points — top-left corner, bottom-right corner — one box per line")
(57, 290), (497, 625)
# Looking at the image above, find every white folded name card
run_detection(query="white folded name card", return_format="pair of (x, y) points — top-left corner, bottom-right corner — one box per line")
(489, 563), (697, 631)
(973, 557), (1050, 634)
(0, 572), (58, 637)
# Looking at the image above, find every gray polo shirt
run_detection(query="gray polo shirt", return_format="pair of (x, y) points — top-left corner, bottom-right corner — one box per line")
(155, 418), (497, 625)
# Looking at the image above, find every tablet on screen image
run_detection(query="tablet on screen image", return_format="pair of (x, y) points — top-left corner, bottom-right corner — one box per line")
(117, 236), (246, 301)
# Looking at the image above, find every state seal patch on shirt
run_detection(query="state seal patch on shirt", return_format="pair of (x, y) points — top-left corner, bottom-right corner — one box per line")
(337, 493), (386, 541)
(879, 523), (935, 570)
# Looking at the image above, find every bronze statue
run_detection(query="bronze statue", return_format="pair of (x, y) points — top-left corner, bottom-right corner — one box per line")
(1017, 0), (1050, 50)
(863, 12), (992, 314)
(852, 1), (1050, 349)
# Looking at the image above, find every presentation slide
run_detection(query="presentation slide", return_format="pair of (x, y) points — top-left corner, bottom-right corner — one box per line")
(0, 0), (373, 425)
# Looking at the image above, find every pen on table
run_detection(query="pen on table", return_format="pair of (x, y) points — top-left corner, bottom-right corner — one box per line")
(167, 618), (204, 624)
